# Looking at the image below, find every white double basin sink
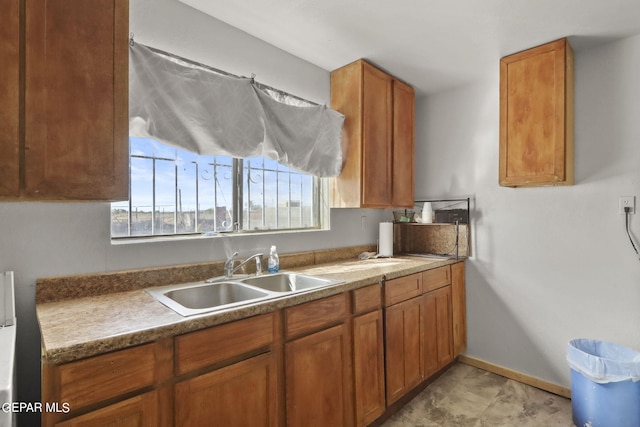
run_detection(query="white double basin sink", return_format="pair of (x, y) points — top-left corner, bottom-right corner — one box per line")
(146, 272), (345, 316)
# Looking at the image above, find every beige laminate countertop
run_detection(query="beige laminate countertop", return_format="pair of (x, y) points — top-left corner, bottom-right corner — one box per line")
(37, 255), (462, 365)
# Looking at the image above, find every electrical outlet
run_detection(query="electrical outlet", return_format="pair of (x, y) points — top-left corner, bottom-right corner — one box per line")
(361, 215), (367, 230)
(619, 196), (636, 214)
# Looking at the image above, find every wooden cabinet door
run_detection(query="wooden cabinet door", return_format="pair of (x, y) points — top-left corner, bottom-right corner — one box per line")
(353, 310), (385, 427)
(424, 286), (453, 378)
(361, 62), (393, 208)
(24, 0), (129, 200)
(435, 286), (453, 368)
(285, 324), (353, 427)
(499, 38), (574, 187)
(451, 262), (467, 356)
(385, 296), (424, 404)
(0, 0), (20, 197)
(175, 353), (278, 427)
(55, 391), (158, 427)
(391, 79), (415, 208)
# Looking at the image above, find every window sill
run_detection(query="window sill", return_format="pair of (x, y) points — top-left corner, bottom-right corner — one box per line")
(110, 226), (328, 246)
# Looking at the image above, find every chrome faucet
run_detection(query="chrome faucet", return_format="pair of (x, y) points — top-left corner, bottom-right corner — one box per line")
(224, 252), (263, 278)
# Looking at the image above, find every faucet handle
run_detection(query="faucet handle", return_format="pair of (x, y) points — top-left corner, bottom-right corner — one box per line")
(224, 252), (239, 278)
(255, 256), (263, 276)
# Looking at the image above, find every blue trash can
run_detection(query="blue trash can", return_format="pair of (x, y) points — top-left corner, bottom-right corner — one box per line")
(567, 339), (640, 427)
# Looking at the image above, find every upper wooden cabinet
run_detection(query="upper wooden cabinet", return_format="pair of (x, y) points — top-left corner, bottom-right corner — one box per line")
(0, 0), (21, 196)
(499, 38), (574, 187)
(330, 59), (415, 208)
(0, 0), (129, 201)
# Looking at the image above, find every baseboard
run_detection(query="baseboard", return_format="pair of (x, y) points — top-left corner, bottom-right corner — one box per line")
(458, 354), (571, 399)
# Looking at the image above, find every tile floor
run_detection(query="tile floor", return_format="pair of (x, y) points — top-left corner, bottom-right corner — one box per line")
(381, 363), (574, 427)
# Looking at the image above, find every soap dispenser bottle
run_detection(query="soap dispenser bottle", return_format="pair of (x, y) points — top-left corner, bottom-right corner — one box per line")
(267, 245), (280, 273)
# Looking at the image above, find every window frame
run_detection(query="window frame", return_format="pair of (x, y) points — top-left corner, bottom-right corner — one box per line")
(110, 139), (329, 241)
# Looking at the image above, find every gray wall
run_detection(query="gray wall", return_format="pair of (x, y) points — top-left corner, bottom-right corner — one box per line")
(1, 0), (384, 423)
(415, 34), (640, 388)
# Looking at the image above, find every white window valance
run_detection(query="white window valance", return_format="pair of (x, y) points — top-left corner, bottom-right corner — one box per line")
(129, 43), (346, 177)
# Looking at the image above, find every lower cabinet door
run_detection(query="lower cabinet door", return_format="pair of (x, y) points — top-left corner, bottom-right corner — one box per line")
(385, 296), (424, 404)
(175, 353), (278, 427)
(285, 323), (353, 427)
(55, 391), (158, 427)
(353, 310), (385, 426)
(424, 286), (454, 377)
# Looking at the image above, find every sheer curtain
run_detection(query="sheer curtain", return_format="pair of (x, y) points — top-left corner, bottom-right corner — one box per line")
(129, 43), (346, 177)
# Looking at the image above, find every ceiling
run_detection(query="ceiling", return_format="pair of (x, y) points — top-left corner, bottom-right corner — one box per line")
(179, 0), (640, 96)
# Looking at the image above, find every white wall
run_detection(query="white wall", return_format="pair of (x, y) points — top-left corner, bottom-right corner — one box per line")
(1, 0), (384, 423)
(416, 34), (640, 388)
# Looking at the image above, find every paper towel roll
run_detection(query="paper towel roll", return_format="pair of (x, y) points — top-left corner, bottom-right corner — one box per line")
(422, 202), (433, 223)
(378, 222), (394, 257)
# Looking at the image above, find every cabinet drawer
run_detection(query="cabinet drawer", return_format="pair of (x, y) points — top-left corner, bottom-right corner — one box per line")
(55, 390), (158, 427)
(384, 273), (422, 306)
(175, 312), (275, 375)
(423, 266), (451, 292)
(353, 284), (382, 314)
(285, 293), (348, 338)
(57, 343), (156, 409)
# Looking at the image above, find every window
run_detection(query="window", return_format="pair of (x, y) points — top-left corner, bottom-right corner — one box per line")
(110, 138), (323, 238)
(117, 43), (343, 239)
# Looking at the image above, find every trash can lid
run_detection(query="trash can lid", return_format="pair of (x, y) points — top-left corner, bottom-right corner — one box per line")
(567, 338), (640, 383)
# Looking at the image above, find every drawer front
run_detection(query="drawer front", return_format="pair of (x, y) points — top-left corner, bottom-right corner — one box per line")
(55, 390), (158, 427)
(285, 293), (348, 338)
(423, 266), (451, 292)
(175, 312), (275, 375)
(353, 284), (382, 314)
(58, 343), (156, 409)
(384, 273), (422, 306)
